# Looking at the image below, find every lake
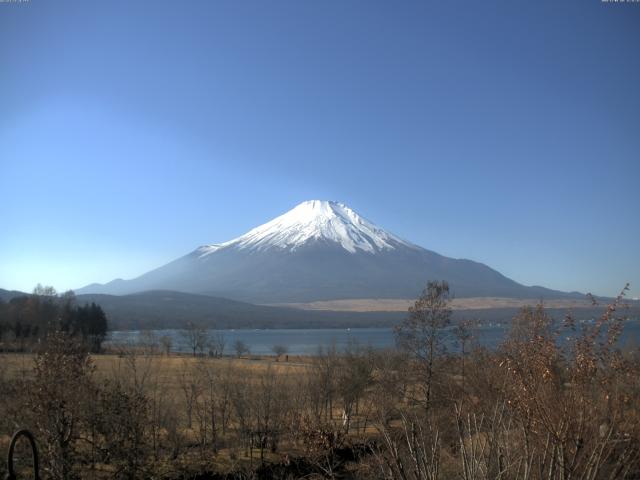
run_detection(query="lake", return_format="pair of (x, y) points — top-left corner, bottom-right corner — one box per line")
(107, 319), (640, 356)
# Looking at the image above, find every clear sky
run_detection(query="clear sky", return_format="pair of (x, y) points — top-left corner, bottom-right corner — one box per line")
(1, 0), (638, 298)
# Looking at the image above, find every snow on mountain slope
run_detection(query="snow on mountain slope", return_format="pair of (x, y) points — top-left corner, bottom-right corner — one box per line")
(197, 200), (416, 256)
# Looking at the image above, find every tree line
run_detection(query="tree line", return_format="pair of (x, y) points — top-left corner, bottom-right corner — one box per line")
(0, 284), (108, 352)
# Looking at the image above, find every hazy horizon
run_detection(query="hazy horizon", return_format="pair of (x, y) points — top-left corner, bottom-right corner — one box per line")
(1, 0), (639, 297)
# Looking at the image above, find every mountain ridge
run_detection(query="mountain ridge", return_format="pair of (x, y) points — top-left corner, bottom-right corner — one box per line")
(77, 200), (583, 302)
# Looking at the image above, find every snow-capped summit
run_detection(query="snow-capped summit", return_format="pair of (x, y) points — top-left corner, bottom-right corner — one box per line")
(197, 200), (414, 256)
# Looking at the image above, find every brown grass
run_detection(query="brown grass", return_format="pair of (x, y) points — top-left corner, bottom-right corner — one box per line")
(0, 352), (311, 380)
(267, 296), (600, 312)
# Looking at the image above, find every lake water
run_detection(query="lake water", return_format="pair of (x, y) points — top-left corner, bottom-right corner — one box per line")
(107, 319), (640, 356)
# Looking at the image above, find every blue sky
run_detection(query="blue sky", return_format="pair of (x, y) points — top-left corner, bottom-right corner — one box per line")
(1, 0), (638, 297)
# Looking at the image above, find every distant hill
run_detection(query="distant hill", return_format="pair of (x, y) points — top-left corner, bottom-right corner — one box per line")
(76, 290), (638, 331)
(4, 288), (637, 331)
(75, 290), (406, 330)
(0, 288), (28, 302)
(77, 200), (582, 303)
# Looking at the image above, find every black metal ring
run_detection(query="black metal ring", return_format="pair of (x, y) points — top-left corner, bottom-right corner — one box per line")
(5, 429), (39, 480)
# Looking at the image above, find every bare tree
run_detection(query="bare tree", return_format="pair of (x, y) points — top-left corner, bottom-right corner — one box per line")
(194, 360), (225, 453)
(374, 412), (441, 480)
(253, 366), (289, 461)
(97, 379), (149, 479)
(33, 283), (57, 297)
(272, 344), (288, 361)
(234, 339), (250, 358)
(208, 331), (226, 358)
(178, 359), (201, 429)
(395, 280), (451, 412)
(138, 330), (159, 355)
(160, 335), (172, 356)
(336, 342), (374, 434)
(310, 343), (339, 423)
(453, 319), (474, 404)
(27, 332), (95, 480)
(181, 322), (209, 357)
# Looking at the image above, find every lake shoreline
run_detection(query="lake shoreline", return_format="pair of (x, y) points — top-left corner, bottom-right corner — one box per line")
(107, 319), (640, 356)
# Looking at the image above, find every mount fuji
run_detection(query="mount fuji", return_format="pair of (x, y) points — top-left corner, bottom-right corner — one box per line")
(77, 200), (575, 303)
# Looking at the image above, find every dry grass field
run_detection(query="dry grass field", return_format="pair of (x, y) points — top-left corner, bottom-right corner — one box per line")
(0, 352), (313, 401)
(269, 296), (601, 312)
